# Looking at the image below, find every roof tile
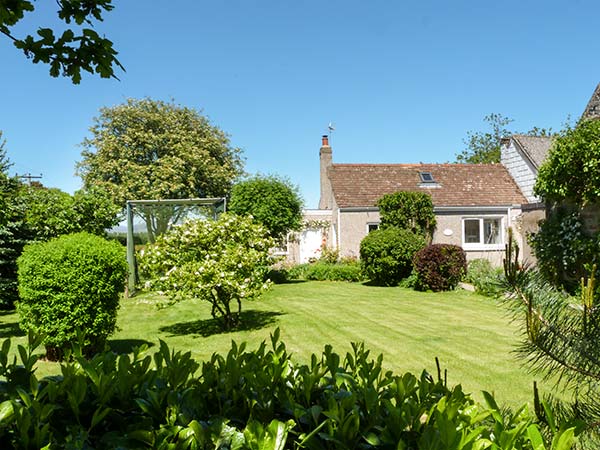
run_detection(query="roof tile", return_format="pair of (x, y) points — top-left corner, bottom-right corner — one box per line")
(328, 163), (527, 208)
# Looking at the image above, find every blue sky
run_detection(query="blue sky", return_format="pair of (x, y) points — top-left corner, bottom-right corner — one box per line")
(2, 0), (599, 208)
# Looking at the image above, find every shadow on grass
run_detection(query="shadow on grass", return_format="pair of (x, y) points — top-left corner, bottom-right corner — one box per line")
(0, 322), (25, 338)
(273, 279), (307, 285)
(108, 339), (155, 354)
(159, 310), (283, 337)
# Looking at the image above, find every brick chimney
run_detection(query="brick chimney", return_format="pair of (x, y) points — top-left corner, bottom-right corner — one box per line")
(319, 135), (333, 209)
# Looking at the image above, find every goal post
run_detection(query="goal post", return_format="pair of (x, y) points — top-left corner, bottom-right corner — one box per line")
(125, 197), (226, 295)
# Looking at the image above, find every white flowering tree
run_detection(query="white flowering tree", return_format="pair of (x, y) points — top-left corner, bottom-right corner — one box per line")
(140, 213), (274, 329)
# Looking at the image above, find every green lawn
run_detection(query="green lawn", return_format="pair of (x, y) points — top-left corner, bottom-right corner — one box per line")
(0, 281), (536, 408)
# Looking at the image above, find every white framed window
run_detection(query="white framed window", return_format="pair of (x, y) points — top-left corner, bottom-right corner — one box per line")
(462, 217), (504, 250)
(366, 222), (380, 233)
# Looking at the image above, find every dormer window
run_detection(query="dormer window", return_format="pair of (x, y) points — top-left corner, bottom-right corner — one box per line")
(419, 172), (435, 183)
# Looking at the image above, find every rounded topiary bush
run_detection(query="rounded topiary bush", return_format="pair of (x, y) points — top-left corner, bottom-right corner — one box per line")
(413, 244), (467, 292)
(17, 232), (127, 360)
(359, 227), (426, 286)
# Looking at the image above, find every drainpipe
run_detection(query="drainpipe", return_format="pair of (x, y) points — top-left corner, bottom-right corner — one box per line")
(337, 208), (341, 253)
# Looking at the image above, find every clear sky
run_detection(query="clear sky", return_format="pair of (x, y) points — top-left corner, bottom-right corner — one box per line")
(2, 0), (599, 208)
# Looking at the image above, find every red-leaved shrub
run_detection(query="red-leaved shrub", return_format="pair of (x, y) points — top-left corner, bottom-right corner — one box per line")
(413, 244), (467, 292)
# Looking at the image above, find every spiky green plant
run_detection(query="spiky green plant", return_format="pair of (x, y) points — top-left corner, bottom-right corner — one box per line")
(502, 229), (600, 447)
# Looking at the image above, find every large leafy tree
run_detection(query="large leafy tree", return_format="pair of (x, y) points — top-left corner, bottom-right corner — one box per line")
(530, 119), (600, 291)
(77, 98), (244, 242)
(229, 175), (303, 240)
(535, 119), (600, 205)
(1, 0), (123, 83)
(456, 113), (552, 164)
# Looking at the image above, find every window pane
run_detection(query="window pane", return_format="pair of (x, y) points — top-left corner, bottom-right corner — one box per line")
(464, 219), (480, 243)
(484, 218), (501, 244)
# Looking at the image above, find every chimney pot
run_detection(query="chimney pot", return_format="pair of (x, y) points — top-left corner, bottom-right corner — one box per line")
(322, 135), (329, 147)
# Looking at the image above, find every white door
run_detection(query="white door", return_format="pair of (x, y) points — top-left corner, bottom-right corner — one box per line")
(299, 228), (322, 263)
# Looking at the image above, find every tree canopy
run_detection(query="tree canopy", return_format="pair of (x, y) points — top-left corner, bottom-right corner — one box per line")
(456, 113), (552, 164)
(77, 98), (244, 241)
(229, 175), (303, 240)
(377, 191), (436, 239)
(1, 0), (123, 83)
(534, 119), (600, 204)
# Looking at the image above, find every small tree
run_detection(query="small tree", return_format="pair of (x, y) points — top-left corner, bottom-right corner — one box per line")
(377, 191), (436, 239)
(140, 214), (274, 330)
(229, 175), (303, 240)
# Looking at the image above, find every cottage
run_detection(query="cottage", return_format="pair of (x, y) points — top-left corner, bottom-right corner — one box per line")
(295, 135), (527, 266)
(290, 83), (600, 266)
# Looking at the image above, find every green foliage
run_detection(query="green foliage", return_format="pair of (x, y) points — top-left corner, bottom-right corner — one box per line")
(466, 259), (505, 297)
(456, 113), (553, 164)
(456, 113), (513, 163)
(360, 227), (426, 286)
(529, 206), (599, 292)
(0, 330), (575, 449)
(140, 214), (274, 330)
(0, 0), (123, 83)
(535, 120), (600, 204)
(503, 233), (599, 447)
(16, 232), (127, 359)
(286, 260), (364, 282)
(413, 244), (467, 292)
(77, 98), (244, 242)
(17, 184), (120, 241)
(229, 175), (303, 240)
(377, 191), (436, 238)
(0, 138), (29, 309)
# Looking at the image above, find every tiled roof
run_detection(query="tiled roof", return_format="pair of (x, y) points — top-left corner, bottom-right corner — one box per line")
(512, 134), (554, 169)
(328, 163), (527, 208)
(582, 82), (600, 121)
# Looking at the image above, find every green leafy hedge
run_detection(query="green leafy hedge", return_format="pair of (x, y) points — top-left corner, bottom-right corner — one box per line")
(284, 261), (364, 282)
(360, 227), (426, 286)
(0, 331), (577, 449)
(16, 232), (127, 360)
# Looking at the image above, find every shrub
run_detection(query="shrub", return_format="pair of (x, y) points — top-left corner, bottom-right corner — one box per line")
(377, 191), (436, 238)
(140, 214), (274, 330)
(413, 244), (467, 292)
(360, 227), (426, 286)
(0, 331), (575, 449)
(466, 258), (504, 297)
(17, 232), (127, 360)
(286, 261), (364, 282)
(529, 205), (598, 292)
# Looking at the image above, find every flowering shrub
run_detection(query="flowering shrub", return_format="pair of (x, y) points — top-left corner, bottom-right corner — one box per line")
(140, 214), (274, 329)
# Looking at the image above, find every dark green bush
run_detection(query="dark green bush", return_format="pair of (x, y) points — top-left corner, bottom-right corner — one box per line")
(529, 205), (599, 293)
(466, 258), (505, 297)
(413, 244), (467, 292)
(0, 331), (574, 449)
(360, 227), (426, 286)
(17, 232), (127, 360)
